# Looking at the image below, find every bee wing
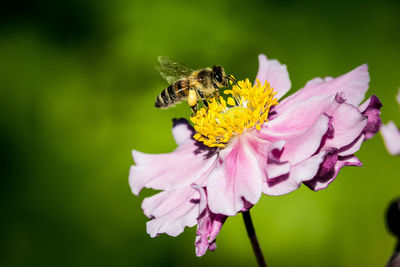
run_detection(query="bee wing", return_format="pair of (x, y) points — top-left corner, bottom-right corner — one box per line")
(156, 56), (194, 85)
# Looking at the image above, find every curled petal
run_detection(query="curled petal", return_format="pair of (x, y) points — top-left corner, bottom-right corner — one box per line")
(323, 95), (368, 149)
(381, 121), (400, 156)
(255, 54), (291, 100)
(265, 141), (290, 180)
(305, 154), (362, 191)
(263, 151), (327, 196)
(267, 160), (290, 181)
(193, 186), (227, 257)
(142, 187), (199, 237)
(338, 134), (365, 157)
(359, 95), (382, 140)
(207, 137), (263, 216)
(281, 114), (331, 164)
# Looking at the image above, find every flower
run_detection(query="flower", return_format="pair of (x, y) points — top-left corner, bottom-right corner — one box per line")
(381, 89), (400, 155)
(129, 54), (382, 256)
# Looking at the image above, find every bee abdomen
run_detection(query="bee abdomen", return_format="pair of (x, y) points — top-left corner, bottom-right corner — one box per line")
(155, 80), (191, 108)
(155, 84), (180, 108)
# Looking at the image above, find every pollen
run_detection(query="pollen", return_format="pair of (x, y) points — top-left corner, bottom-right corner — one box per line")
(190, 78), (279, 148)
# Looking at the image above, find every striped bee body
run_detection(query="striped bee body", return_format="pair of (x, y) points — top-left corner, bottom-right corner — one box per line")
(155, 79), (190, 108)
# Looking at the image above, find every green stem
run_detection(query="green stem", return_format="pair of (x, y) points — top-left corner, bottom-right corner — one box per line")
(242, 210), (267, 267)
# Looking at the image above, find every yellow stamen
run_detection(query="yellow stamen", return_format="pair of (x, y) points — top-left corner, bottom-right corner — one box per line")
(190, 78), (279, 148)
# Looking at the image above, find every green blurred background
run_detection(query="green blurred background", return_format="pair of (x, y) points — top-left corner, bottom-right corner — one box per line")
(1, 0), (399, 266)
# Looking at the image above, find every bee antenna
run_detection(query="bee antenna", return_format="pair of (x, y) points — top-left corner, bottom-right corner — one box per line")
(228, 75), (241, 88)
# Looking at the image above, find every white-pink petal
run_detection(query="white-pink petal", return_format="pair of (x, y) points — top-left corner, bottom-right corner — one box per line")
(263, 151), (327, 196)
(172, 118), (194, 146)
(207, 137), (263, 216)
(142, 187), (199, 237)
(324, 98), (368, 149)
(381, 121), (400, 156)
(339, 134), (365, 157)
(281, 114), (330, 164)
(255, 54), (291, 100)
(259, 95), (332, 142)
(130, 143), (217, 195)
(276, 64), (369, 113)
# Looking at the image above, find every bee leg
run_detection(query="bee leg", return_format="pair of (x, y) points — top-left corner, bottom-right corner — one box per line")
(190, 104), (198, 114)
(196, 89), (209, 109)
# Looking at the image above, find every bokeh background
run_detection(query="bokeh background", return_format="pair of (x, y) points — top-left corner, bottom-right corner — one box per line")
(1, 0), (399, 266)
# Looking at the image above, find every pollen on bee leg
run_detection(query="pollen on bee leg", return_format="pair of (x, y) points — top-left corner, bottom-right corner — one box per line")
(188, 89), (197, 107)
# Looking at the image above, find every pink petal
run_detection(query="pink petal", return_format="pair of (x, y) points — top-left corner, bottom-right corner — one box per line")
(142, 187), (199, 237)
(264, 141), (290, 180)
(129, 141), (217, 195)
(267, 160), (290, 180)
(338, 134), (365, 157)
(281, 114), (331, 164)
(193, 186), (227, 257)
(276, 64), (369, 114)
(207, 136), (263, 216)
(381, 121), (400, 156)
(255, 54), (291, 100)
(305, 154), (362, 191)
(258, 95), (333, 142)
(323, 95), (368, 149)
(263, 151), (327, 196)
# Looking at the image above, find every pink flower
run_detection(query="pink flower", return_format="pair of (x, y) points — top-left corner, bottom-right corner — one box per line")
(129, 54), (382, 256)
(381, 89), (400, 155)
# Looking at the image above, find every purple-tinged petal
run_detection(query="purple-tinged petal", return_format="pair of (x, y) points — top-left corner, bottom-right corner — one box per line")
(172, 118), (195, 146)
(276, 64), (369, 114)
(207, 136), (263, 216)
(267, 161), (291, 180)
(267, 140), (285, 160)
(255, 54), (291, 100)
(142, 187), (199, 237)
(263, 151), (327, 196)
(305, 154), (362, 191)
(323, 95), (368, 149)
(381, 121), (400, 156)
(193, 186), (227, 257)
(129, 142), (217, 195)
(265, 141), (290, 180)
(338, 134), (365, 157)
(359, 95), (383, 140)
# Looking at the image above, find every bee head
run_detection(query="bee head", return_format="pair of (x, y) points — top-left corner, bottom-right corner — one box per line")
(212, 66), (228, 88)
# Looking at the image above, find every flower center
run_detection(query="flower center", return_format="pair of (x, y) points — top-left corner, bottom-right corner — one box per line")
(191, 78), (279, 148)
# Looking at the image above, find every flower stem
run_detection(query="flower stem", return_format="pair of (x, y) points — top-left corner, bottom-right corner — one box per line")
(242, 210), (267, 267)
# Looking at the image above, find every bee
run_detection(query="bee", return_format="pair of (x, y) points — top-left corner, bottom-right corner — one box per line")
(155, 56), (235, 113)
